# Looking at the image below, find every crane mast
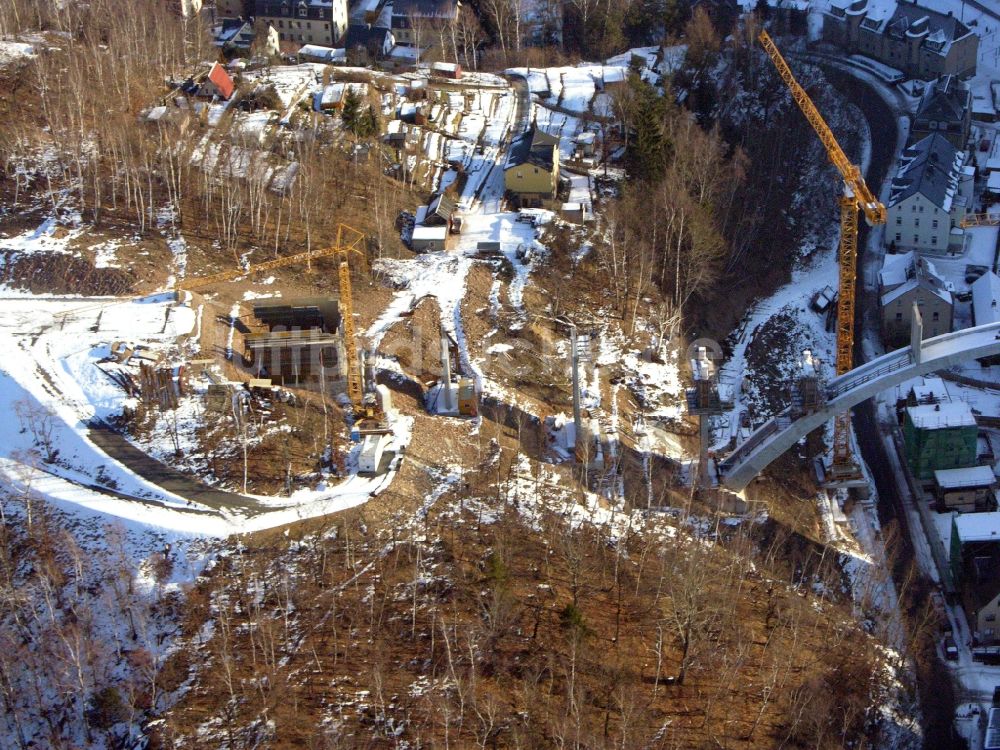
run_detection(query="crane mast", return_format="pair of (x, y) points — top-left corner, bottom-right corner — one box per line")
(758, 30), (886, 476)
(180, 222), (367, 409)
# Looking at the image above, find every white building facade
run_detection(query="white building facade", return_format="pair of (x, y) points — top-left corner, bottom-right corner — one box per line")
(886, 133), (972, 254)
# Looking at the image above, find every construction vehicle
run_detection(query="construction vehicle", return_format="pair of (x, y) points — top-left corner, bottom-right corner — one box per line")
(759, 30), (886, 482)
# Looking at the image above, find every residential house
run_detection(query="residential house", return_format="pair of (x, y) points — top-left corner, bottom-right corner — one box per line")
(391, 0), (459, 47)
(411, 225), (448, 251)
(245, 298), (346, 387)
(350, 0), (384, 25)
(934, 465), (998, 512)
(431, 61), (461, 79)
(886, 133), (972, 254)
(317, 82), (369, 110)
(879, 252), (952, 345)
(252, 0), (348, 47)
(972, 271), (1000, 365)
(504, 126), (559, 208)
(343, 23), (394, 65)
(383, 44), (421, 71)
(422, 193), (456, 230)
(904, 399), (978, 480)
(216, 0), (249, 18)
(215, 19), (256, 54)
(951, 512), (1000, 644)
(194, 62), (236, 100)
(823, 0), (978, 80)
(972, 271), (1000, 326)
(911, 75), (972, 148)
(297, 43), (346, 63)
(214, 18), (282, 58)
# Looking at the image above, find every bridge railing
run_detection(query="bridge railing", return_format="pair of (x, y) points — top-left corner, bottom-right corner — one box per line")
(718, 410), (789, 472)
(824, 351), (913, 401)
(716, 321), (1000, 487)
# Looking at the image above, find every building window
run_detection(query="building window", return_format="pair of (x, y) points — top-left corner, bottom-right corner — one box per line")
(896, 216), (902, 225)
(278, 19), (283, 27)
(919, 205), (924, 212)
(931, 236), (937, 244)
(307, 21), (311, 28)
(932, 311), (939, 321)
(915, 218), (920, 227)
(932, 219), (939, 228)
(279, 32), (285, 39)
(895, 232), (901, 242)
(988, 614), (997, 622)
(914, 235), (919, 244)
(896, 312), (903, 321)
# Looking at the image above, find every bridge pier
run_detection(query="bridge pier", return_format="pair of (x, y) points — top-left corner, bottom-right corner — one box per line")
(717, 320), (1000, 491)
(911, 301), (922, 365)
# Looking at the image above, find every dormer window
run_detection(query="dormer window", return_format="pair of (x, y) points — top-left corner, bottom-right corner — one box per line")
(298, 1), (308, 18)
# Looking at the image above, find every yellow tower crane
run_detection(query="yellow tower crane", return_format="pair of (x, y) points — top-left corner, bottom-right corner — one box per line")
(960, 213), (1000, 228)
(758, 30), (887, 478)
(180, 222), (367, 408)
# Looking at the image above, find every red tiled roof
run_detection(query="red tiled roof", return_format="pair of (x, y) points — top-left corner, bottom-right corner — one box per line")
(207, 62), (234, 100)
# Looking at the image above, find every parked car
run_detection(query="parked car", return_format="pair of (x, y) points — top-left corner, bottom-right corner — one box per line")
(945, 635), (959, 661)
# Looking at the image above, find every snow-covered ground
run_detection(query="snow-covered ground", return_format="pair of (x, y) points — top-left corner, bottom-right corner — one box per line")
(0, 39), (35, 66)
(0, 287), (411, 538)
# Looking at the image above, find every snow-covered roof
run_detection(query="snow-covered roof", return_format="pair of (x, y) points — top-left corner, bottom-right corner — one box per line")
(915, 75), (970, 127)
(320, 82), (368, 107)
(298, 44), (346, 63)
(935, 465), (996, 489)
(954, 511), (1000, 543)
(389, 45), (421, 62)
(411, 225), (447, 241)
(907, 401), (976, 430)
(973, 271), (1000, 326)
(988, 171), (1000, 193)
(880, 276), (951, 307)
(911, 376), (948, 404)
(888, 133), (965, 212)
(880, 250), (915, 289)
(841, 0), (974, 55)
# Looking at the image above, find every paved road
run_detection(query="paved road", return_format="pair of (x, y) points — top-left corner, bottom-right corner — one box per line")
(818, 62), (964, 750)
(473, 75), (531, 215)
(87, 422), (260, 513)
